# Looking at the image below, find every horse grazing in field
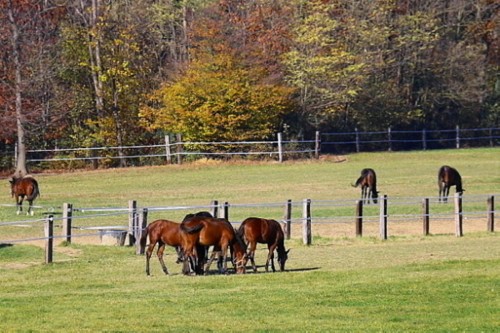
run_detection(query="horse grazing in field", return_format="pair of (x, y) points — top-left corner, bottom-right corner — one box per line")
(352, 168), (378, 204)
(237, 217), (289, 273)
(438, 165), (464, 203)
(180, 216), (247, 275)
(140, 219), (185, 276)
(9, 176), (40, 215)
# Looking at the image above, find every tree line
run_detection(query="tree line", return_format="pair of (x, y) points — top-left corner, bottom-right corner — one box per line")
(1, 0), (498, 174)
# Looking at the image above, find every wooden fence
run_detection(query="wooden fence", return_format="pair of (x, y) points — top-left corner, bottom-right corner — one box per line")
(1, 194), (496, 264)
(1, 127), (496, 169)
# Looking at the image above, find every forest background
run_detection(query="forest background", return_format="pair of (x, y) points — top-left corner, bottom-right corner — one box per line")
(1, 0), (499, 172)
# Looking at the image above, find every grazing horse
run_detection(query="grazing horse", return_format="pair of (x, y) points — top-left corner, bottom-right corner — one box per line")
(140, 219), (185, 276)
(438, 165), (464, 203)
(237, 217), (289, 273)
(9, 176), (40, 215)
(352, 168), (378, 204)
(180, 216), (247, 275)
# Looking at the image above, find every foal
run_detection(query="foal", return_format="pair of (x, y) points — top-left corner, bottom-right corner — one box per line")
(438, 165), (464, 203)
(352, 168), (378, 204)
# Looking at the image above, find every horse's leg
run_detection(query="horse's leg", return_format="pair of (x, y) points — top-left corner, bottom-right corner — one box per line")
(220, 244), (229, 274)
(28, 199), (34, 216)
(248, 241), (258, 272)
(145, 242), (153, 275)
(204, 247), (219, 274)
(267, 244), (278, 272)
(16, 195), (23, 215)
(444, 185), (450, 203)
(157, 243), (169, 275)
(174, 246), (183, 263)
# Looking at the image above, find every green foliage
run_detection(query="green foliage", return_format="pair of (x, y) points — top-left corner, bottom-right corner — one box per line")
(140, 53), (293, 142)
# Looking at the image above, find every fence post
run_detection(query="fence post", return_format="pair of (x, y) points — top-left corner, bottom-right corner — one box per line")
(355, 200), (363, 237)
(283, 199), (292, 240)
(422, 198), (430, 235)
(422, 129), (427, 150)
(456, 125), (460, 149)
(277, 132), (283, 163)
(45, 214), (54, 264)
(314, 131), (320, 159)
(127, 200), (137, 246)
(165, 135), (172, 164)
(176, 133), (183, 165)
(379, 195), (388, 240)
(355, 128), (360, 153)
(302, 199), (312, 245)
(62, 203), (73, 243)
(489, 128), (493, 147)
(211, 200), (219, 218)
(136, 208), (148, 255)
(454, 193), (463, 237)
(487, 195), (495, 232)
(388, 127), (392, 152)
(221, 202), (229, 220)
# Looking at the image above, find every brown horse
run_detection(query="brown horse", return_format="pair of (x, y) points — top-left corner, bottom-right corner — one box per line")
(180, 216), (247, 275)
(352, 168), (378, 204)
(438, 165), (464, 203)
(237, 217), (289, 272)
(9, 176), (40, 215)
(140, 219), (184, 276)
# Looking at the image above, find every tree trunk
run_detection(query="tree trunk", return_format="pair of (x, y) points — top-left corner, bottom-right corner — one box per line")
(8, 0), (28, 177)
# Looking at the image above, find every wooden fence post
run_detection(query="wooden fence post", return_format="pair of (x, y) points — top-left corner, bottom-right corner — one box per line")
(176, 133), (183, 165)
(283, 199), (292, 240)
(422, 129), (427, 150)
(355, 128), (360, 153)
(277, 132), (283, 163)
(456, 125), (460, 149)
(211, 200), (219, 218)
(355, 200), (363, 237)
(379, 195), (388, 240)
(62, 203), (73, 243)
(487, 195), (494, 232)
(221, 202), (229, 220)
(314, 131), (320, 159)
(127, 200), (137, 246)
(45, 214), (54, 264)
(422, 198), (430, 236)
(454, 193), (463, 237)
(388, 127), (392, 152)
(302, 199), (311, 245)
(136, 208), (148, 255)
(165, 135), (172, 164)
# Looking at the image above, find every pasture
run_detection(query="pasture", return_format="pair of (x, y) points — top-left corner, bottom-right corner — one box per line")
(0, 148), (499, 332)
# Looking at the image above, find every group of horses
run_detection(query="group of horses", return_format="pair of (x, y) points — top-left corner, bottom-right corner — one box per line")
(352, 165), (464, 204)
(141, 212), (289, 276)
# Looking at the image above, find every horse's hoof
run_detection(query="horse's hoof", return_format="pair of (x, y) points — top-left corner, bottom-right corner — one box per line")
(16, 211), (20, 215)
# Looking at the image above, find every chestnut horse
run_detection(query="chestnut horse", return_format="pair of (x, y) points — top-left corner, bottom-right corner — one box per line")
(438, 165), (464, 203)
(140, 219), (184, 276)
(9, 176), (40, 215)
(180, 216), (247, 275)
(237, 217), (289, 272)
(352, 168), (378, 204)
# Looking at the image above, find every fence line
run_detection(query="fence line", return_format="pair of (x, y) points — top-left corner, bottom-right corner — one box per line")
(0, 127), (495, 169)
(1, 194), (497, 263)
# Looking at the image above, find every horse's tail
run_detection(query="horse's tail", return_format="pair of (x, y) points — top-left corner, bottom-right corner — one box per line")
(32, 179), (40, 200)
(180, 222), (204, 234)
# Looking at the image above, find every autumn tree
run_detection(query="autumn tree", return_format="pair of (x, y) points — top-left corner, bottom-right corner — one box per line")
(0, 0), (64, 176)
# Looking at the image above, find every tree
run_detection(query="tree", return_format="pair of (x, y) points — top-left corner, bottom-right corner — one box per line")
(1, 0), (64, 176)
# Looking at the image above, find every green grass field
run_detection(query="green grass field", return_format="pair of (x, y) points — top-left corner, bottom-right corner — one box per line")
(0, 148), (499, 332)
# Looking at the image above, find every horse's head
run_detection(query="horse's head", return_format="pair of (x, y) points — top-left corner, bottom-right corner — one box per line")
(277, 248), (290, 272)
(9, 177), (18, 197)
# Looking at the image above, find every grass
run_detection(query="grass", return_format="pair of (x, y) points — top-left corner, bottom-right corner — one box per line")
(0, 148), (499, 331)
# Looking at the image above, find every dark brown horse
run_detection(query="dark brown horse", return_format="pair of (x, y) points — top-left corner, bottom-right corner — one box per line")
(140, 219), (184, 276)
(237, 217), (289, 273)
(9, 176), (40, 215)
(352, 168), (378, 204)
(438, 165), (464, 203)
(180, 216), (247, 275)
